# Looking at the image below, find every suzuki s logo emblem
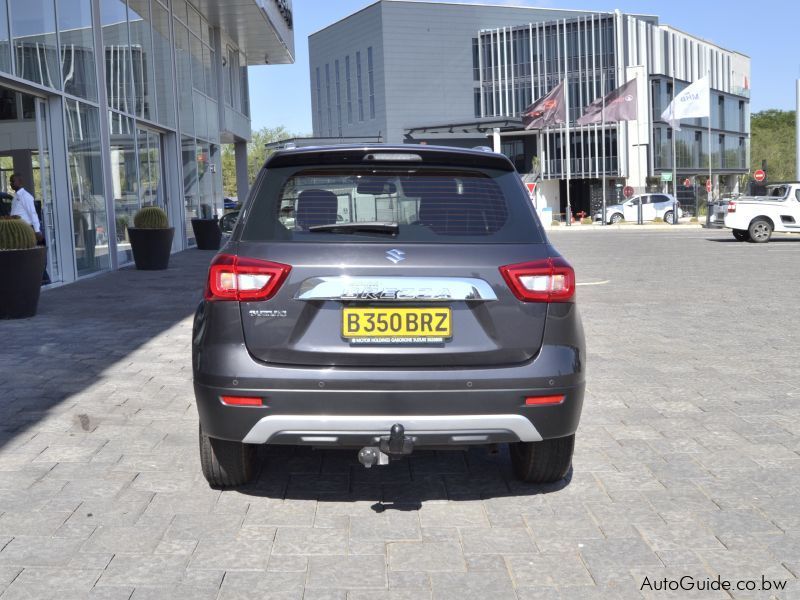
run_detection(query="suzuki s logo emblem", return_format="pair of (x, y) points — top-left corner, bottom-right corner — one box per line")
(385, 249), (406, 264)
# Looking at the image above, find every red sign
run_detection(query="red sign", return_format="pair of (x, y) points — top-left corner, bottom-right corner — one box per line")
(753, 169), (766, 182)
(683, 178), (691, 187)
(706, 179), (712, 193)
(623, 185), (635, 199)
(526, 182), (536, 198)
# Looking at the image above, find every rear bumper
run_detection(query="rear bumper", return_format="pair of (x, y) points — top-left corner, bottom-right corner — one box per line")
(192, 301), (585, 446)
(240, 414), (542, 445)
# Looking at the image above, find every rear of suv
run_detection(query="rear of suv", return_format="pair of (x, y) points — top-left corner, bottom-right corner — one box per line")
(192, 145), (585, 487)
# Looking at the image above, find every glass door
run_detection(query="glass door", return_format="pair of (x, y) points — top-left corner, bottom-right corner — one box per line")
(34, 97), (60, 283)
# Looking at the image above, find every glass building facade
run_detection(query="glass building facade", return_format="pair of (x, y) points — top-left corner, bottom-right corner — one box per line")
(0, 0), (293, 285)
(477, 14), (751, 183)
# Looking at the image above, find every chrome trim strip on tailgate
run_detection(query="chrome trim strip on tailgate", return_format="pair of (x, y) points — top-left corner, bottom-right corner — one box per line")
(295, 276), (498, 302)
(242, 414), (541, 444)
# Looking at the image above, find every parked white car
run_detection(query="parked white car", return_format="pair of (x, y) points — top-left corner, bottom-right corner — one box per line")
(594, 194), (683, 224)
(724, 183), (800, 243)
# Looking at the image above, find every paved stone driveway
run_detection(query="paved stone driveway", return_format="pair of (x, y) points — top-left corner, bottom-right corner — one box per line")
(0, 229), (798, 599)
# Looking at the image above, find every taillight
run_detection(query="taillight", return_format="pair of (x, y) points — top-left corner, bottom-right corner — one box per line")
(205, 254), (291, 301)
(727, 201), (736, 213)
(500, 257), (575, 302)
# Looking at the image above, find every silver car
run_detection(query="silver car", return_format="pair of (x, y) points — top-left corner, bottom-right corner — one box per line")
(595, 193), (683, 224)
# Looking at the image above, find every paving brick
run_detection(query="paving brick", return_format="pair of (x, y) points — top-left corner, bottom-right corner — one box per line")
(0, 233), (798, 596)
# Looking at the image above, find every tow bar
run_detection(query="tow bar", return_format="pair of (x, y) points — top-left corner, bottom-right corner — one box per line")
(357, 423), (414, 468)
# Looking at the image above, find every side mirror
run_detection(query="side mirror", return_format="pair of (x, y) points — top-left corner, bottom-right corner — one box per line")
(219, 210), (239, 234)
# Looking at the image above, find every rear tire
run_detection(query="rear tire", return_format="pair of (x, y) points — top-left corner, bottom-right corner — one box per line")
(732, 229), (749, 241)
(664, 211), (675, 224)
(510, 434), (574, 483)
(199, 424), (257, 488)
(748, 218), (773, 243)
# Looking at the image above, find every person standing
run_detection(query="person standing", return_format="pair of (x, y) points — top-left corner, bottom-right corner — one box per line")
(10, 174), (41, 238)
(10, 173), (50, 284)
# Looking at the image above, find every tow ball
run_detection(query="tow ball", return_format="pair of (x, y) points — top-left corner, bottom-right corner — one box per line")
(358, 423), (414, 468)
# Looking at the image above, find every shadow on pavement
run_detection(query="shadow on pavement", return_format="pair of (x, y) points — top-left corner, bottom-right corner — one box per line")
(707, 237), (800, 243)
(232, 445), (572, 508)
(0, 249), (213, 453)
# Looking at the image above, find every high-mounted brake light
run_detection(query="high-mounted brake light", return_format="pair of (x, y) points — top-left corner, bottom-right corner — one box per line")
(500, 257), (575, 302)
(727, 200), (736, 213)
(205, 254), (291, 301)
(363, 152), (422, 162)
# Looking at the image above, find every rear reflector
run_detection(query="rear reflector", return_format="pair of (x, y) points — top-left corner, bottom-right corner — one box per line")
(525, 395), (565, 406)
(205, 254), (291, 302)
(221, 395), (263, 407)
(500, 257), (575, 302)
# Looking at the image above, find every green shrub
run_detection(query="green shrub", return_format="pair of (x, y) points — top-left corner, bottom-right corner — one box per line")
(0, 216), (37, 250)
(116, 216), (129, 238)
(580, 217), (593, 225)
(551, 220), (561, 226)
(690, 217), (699, 223)
(133, 206), (169, 229)
(652, 217), (664, 223)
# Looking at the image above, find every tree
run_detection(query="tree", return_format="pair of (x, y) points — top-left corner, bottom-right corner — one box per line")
(221, 125), (297, 197)
(750, 109), (796, 182)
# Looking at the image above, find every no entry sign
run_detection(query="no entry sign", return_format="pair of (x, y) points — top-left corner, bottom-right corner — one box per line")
(623, 185), (635, 199)
(706, 179), (712, 193)
(754, 169), (766, 182)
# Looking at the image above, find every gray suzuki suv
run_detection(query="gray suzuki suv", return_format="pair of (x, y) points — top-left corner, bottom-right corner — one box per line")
(192, 145), (585, 487)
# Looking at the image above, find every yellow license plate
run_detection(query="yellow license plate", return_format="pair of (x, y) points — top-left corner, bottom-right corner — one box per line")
(342, 307), (452, 340)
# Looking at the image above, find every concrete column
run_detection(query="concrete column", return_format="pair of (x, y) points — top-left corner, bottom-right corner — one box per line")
(492, 128), (501, 153)
(235, 141), (249, 201)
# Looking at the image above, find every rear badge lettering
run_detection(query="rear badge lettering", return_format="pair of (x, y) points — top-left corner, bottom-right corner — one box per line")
(248, 309), (288, 318)
(340, 287), (451, 301)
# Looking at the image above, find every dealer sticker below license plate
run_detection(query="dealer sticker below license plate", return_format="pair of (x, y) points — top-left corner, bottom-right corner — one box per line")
(342, 307), (452, 345)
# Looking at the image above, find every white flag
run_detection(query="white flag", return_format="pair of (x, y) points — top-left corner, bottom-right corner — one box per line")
(660, 76), (710, 131)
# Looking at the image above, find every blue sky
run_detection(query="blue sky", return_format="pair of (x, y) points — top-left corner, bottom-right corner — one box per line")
(249, 0), (799, 134)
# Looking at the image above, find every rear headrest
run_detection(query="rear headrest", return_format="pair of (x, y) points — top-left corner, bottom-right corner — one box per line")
(400, 177), (459, 197)
(296, 189), (338, 229)
(356, 177), (397, 195)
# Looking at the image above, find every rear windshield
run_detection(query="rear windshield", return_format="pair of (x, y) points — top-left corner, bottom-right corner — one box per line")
(240, 166), (543, 243)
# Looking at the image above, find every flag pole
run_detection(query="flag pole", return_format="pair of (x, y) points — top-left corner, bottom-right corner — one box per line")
(671, 44), (678, 224)
(563, 19), (571, 226)
(601, 68), (606, 226)
(706, 57), (713, 228)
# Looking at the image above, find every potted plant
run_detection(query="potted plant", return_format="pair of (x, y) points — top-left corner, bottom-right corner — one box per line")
(0, 216), (46, 319)
(128, 206), (174, 270)
(191, 203), (222, 250)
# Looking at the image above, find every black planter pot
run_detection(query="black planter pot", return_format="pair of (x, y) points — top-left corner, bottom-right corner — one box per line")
(0, 246), (46, 319)
(191, 218), (222, 250)
(128, 227), (175, 270)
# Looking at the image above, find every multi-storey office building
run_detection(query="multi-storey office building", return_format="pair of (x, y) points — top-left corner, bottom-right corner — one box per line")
(0, 0), (293, 285)
(309, 0), (750, 218)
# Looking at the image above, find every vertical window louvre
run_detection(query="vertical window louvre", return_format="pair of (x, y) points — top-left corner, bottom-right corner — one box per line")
(367, 46), (375, 119)
(325, 63), (332, 136)
(356, 50), (364, 121)
(315, 66), (322, 132)
(335, 59), (342, 136)
(345, 55), (352, 124)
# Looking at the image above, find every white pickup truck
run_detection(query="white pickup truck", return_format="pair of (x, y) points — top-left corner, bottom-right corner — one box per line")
(724, 182), (800, 242)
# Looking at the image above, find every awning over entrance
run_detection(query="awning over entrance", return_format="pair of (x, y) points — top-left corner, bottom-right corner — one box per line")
(129, 0), (295, 64)
(404, 118), (522, 139)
